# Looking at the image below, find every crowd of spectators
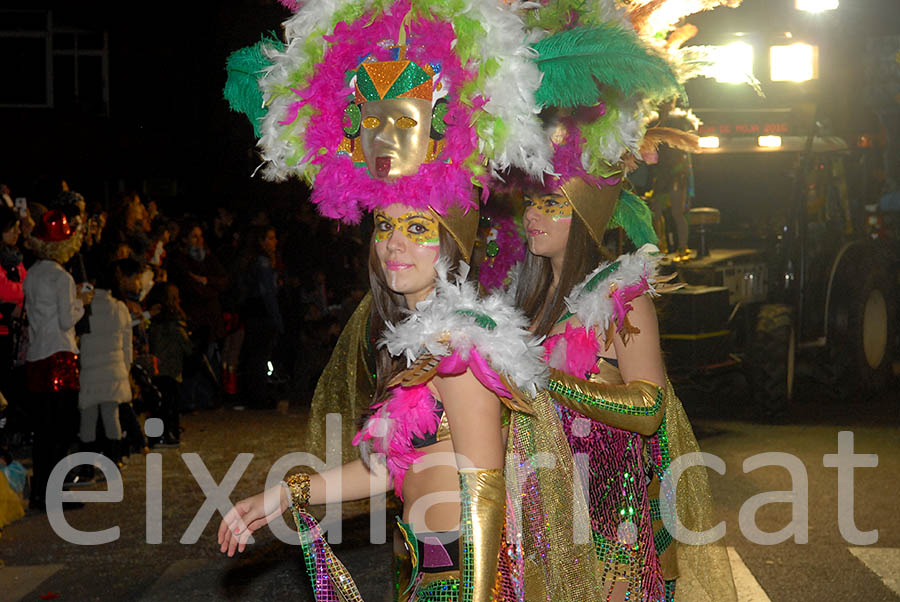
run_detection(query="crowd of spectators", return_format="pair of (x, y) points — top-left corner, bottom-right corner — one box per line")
(0, 179), (368, 515)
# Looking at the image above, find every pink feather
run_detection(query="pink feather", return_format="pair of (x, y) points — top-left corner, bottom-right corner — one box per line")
(478, 216), (526, 292)
(611, 276), (651, 331)
(543, 324), (601, 378)
(562, 323), (601, 377)
(437, 349), (513, 399)
(352, 383), (441, 497)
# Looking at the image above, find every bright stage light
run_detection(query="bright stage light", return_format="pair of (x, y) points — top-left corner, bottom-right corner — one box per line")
(770, 44), (818, 82)
(707, 42), (754, 85)
(698, 136), (720, 149)
(758, 135), (783, 148)
(796, 0), (838, 12)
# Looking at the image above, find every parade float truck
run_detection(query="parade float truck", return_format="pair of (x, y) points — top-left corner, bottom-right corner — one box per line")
(656, 104), (898, 416)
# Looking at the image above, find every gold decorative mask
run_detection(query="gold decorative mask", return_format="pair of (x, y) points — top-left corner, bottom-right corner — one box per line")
(361, 98), (433, 180)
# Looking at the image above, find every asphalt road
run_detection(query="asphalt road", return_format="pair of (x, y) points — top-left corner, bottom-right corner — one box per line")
(1, 370), (898, 601)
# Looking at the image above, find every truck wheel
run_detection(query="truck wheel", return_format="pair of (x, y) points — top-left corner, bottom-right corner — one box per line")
(845, 267), (894, 390)
(746, 304), (795, 421)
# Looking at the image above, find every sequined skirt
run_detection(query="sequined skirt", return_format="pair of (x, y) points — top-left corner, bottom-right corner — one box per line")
(394, 521), (460, 602)
(25, 352), (79, 393)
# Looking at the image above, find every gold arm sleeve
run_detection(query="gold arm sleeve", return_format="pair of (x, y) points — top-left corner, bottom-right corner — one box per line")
(458, 468), (505, 601)
(547, 368), (665, 436)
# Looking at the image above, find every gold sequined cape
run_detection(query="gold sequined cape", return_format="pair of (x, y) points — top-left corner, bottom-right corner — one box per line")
(664, 386), (738, 602)
(300, 293), (375, 463)
(506, 390), (605, 599)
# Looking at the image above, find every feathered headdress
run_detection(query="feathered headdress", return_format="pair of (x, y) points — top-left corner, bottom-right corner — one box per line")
(224, 0), (553, 225)
(511, 0), (743, 248)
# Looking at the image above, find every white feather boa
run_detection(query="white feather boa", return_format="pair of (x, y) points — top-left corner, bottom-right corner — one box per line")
(475, 1), (553, 178)
(564, 244), (662, 332)
(380, 259), (548, 397)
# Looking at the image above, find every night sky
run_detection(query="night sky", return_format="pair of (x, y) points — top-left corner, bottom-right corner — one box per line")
(1, 0), (898, 216)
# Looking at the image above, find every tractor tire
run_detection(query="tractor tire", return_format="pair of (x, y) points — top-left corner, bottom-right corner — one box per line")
(746, 304), (795, 421)
(844, 266), (894, 392)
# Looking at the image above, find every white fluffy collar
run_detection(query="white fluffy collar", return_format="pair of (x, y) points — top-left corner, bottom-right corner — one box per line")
(564, 244), (662, 331)
(380, 259), (548, 397)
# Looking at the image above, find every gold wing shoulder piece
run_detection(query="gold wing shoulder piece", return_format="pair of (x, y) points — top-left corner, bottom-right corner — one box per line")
(654, 271), (685, 294)
(498, 373), (535, 415)
(388, 353), (441, 388)
(390, 353), (534, 415)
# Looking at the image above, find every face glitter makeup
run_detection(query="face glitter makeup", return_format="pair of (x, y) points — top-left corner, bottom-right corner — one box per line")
(522, 194), (573, 222)
(373, 209), (440, 246)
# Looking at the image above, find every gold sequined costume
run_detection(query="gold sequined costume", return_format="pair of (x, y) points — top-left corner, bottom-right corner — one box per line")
(300, 293), (374, 464)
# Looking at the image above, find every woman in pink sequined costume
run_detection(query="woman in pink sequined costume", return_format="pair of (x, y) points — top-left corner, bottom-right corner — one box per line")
(507, 0), (744, 597)
(513, 173), (735, 602)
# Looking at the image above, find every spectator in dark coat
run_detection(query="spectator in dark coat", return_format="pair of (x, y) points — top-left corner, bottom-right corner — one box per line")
(237, 226), (283, 408)
(167, 222), (229, 354)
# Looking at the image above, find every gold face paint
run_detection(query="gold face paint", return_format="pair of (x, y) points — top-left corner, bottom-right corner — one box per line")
(361, 98), (433, 180)
(373, 209), (440, 246)
(522, 193), (573, 221)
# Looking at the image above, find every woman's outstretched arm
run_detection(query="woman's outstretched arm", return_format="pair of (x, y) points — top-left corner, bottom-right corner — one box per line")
(217, 457), (390, 556)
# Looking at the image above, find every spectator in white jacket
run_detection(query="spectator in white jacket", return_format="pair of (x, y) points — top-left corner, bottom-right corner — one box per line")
(23, 210), (92, 512)
(77, 259), (136, 468)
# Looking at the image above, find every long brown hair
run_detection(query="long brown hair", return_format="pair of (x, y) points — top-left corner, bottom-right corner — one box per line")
(514, 214), (603, 337)
(366, 223), (466, 408)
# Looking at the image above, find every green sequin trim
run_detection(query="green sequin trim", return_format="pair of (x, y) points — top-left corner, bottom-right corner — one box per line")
(592, 531), (639, 565)
(293, 509), (319, 586)
(649, 498), (661, 522)
(384, 62), (432, 99)
(556, 261), (622, 324)
(585, 260), (621, 292)
(455, 309), (497, 330)
(548, 380), (663, 416)
(355, 67), (379, 102)
(417, 577), (461, 600)
(459, 479), (474, 602)
(665, 579), (677, 602)
(657, 416), (672, 472)
(654, 524), (673, 556)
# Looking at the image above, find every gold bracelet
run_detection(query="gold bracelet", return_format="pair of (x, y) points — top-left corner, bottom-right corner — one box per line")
(282, 473), (311, 510)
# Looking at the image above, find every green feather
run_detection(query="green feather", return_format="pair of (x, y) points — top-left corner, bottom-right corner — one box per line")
(223, 35), (283, 138)
(532, 24), (683, 108)
(610, 188), (658, 248)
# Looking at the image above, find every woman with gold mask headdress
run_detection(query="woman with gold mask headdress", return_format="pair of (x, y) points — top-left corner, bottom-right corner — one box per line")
(507, 2), (742, 601)
(219, 2), (604, 599)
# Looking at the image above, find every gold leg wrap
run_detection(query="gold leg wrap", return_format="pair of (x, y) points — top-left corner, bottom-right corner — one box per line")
(458, 468), (505, 602)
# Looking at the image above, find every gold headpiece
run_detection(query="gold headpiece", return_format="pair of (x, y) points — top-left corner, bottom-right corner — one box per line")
(559, 177), (623, 245)
(430, 204), (480, 263)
